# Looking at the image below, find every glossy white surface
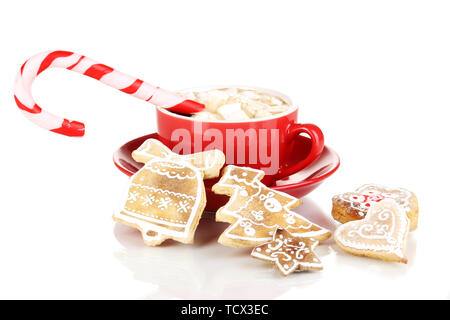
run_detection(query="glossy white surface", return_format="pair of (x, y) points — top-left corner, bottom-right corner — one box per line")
(1, 0), (449, 299)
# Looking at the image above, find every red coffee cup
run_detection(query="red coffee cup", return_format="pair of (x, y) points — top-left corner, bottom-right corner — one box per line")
(156, 86), (324, 186)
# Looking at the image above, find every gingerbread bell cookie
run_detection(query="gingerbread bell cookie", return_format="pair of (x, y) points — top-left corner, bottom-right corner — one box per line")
(334, 199), (410, 263)
(212, 165), (331, 247)
(113, 139), (225, 246)
(251, 229), (323, 276)
(332, 184), (419, 231)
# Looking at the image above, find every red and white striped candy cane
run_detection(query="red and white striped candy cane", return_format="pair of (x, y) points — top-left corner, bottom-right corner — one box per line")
(14, 50), (204, 137)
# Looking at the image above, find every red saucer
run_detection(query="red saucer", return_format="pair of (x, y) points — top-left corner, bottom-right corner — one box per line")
(113, 133), (340, 212)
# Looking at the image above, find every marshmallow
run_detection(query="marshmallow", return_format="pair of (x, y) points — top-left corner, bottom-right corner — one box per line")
(217, 103), (250, 121)
(241, 100), (269, 118)
(241, 90), (261, 100)
(178, 88), (291, 121)
(270, 97), (284, 106)
(191, 111), (222, 120)
(268, 104), (290, 114)
(254, 108), (273, 118)
(202, 90), (230, 112)
(180, 91), (197, 101)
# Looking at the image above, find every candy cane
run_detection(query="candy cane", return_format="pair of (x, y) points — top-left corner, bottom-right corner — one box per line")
(14, 50), (204, 137)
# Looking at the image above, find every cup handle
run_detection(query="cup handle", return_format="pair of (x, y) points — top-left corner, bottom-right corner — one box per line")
(276, 123), (324, 180)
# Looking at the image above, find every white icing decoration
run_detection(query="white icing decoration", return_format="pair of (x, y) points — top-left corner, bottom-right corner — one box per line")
(267, 238), (283, 251)
(251, 210), (264, 221)
(144, 163), (197, 180)
(264, 198), (282, 213)
(177, 200), (190, 213)
(131, 183), (195, 200)
(127, 191), (138, 202)
(239, 188), (249, 197)
(157, 197), (172, 210)
(338, 184), (413, 214)
(271, 252), (292, 261)
(240, 220), (256, 236)
(283, 213), (296, 224)
(141, 195), (155, 206)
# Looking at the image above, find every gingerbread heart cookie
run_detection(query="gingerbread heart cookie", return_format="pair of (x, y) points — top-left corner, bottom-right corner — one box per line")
(113, 139), (225, 246)
(251, 229), (323, 276)
(332, 184), (418, 231)
(334, 199), (410, 263)
(212, 165), (331, 247)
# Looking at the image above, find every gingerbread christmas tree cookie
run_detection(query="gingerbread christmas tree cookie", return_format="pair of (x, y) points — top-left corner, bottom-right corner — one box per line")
(334, 199), (410, 263)
(212, 165), (331, 247)
(332, 184), (418, 231)
(113, 139), (225, 246)
(251, 229), (323, 276)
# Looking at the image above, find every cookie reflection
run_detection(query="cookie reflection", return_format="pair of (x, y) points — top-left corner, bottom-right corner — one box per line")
(113, 200), (330, 299)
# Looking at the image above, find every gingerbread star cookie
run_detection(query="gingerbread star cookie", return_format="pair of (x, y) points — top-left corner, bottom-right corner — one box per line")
(332, 184), (418, 231)
(251, 229), (323, 276)
(334, 199), (410, 263)
(113, 139), (225, 246)
(212, 165), (331, 247)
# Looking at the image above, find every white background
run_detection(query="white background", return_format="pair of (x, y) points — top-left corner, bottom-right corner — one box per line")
(0, 0), (449, 299)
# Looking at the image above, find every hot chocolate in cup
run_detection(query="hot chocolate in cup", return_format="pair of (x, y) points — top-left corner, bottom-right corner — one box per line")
(156, 86), (324, 186)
